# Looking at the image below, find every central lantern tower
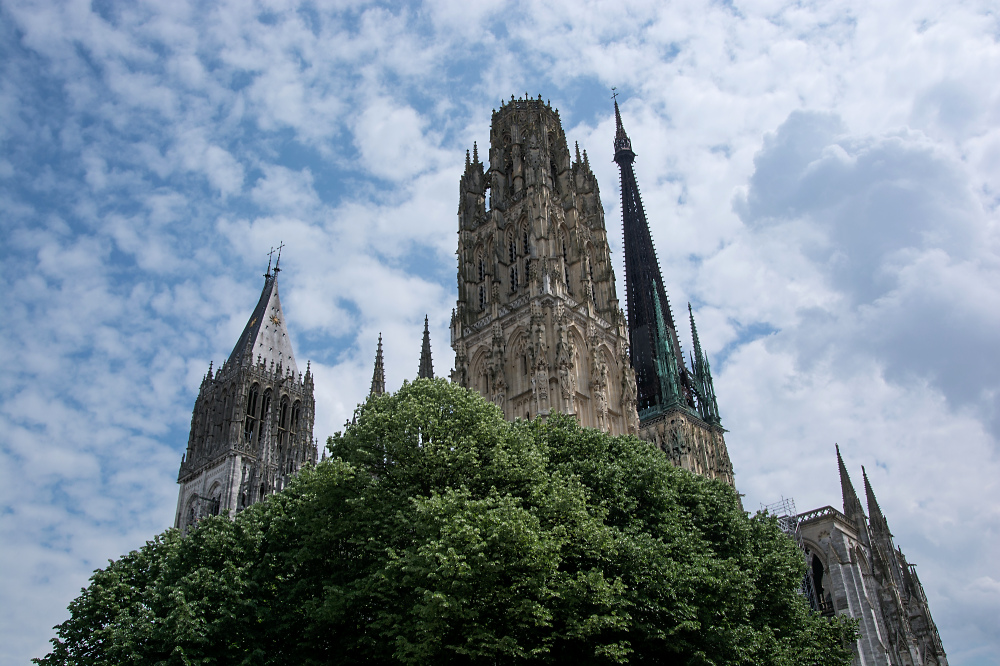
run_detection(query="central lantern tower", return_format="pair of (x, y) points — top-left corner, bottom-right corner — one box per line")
(450, 95), (639, 435)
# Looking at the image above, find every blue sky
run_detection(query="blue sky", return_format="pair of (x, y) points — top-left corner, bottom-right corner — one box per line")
(2, 0), (999, 662)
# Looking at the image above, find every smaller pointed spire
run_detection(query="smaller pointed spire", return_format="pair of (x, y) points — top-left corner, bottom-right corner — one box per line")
(583, 149), (589, 169)
(466, 149), (470, 168)
(370, 334), (386, 396)
(688, 303), (720, 424)
(863, 466), (890, 537)
(575, 141), (581, 164)
(838, 446), (868, 540)
(472, 142), (479, 164)
(689, 303), (703, 363)
(418, 315), (434, 379)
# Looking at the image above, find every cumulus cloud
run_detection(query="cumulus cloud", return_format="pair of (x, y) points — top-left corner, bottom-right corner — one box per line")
(731, 110), (1000, 435)
(2, 0), (1000, 664)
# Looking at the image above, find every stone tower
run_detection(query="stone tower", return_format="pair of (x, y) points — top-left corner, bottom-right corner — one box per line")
(451, 94), (639, 435)
(174, 259), (316, 529)
(796, 448), (948, 666)
(612, 100), (734, 486)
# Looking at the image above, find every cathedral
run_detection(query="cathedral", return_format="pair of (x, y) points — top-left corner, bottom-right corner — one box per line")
(173, 94), (946, 664)
(448, 94), (733, 486)
(789, 449), (949, 665)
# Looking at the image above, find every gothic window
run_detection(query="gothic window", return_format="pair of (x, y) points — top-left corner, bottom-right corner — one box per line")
(508, 236), (516, 263)
(510, 265), (518, 292)
(479, 285), (486, 311)
(261, 390), (272, 431)
(522, 229), (530, 255)
(244, 385), (260, 443)
(478, 255), (485, 282)
(291, 401), (301, 438)
(278, 396), (290, 451)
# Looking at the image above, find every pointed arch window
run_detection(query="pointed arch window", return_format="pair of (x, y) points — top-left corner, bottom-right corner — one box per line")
(478, 256), (485, 282)
(479, 285), (486, 311)
(278, 396), (290, 453)
(522, 229), (530, 255)
(510, 265), (518, 292)
(508, 236), (516, 264)
(244, 384), (260, 443)
(260, 390), (272, 435)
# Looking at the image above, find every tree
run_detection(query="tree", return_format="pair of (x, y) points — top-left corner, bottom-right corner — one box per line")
(37, 379), (856, 665)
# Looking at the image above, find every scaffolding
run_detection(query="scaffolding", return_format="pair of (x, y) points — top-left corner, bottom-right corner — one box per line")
(761, 496), (823, 614)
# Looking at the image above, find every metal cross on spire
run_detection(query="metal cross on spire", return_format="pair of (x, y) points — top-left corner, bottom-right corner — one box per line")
(266, 246), (276, 277)
(274, 241), (285, 273)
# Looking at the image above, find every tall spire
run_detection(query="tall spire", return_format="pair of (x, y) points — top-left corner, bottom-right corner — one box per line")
(614, 96), (688, 422)
(863, 466), (890, 537)
(838, 445), (868, 542)
(689, 304), (720, 424)
(418, 315), (434, 379)
(370, 334), (386, 396)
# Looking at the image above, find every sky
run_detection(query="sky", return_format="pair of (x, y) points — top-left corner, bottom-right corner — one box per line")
(1, 0), (998, 663)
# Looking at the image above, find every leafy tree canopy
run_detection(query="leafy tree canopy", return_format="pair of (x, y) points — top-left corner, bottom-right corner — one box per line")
(37, 379), (856, 665)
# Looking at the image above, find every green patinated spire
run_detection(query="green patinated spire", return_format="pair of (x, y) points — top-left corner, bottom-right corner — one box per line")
(689, 303), (721, 425)
(651, 290), (683, 411)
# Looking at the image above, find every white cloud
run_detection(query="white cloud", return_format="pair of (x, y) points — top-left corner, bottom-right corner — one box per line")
(3, 0), (1000, 663)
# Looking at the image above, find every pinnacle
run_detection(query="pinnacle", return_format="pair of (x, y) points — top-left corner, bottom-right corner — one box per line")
(472, 142), (478, 163)
(418, 315), (434, 379)
(370, 334), (386, 396)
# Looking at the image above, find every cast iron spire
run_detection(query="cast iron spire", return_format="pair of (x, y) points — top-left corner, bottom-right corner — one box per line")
(614, 98), (688, 420)
(370, 334), (386, 396)
(418, 315), (434, 379)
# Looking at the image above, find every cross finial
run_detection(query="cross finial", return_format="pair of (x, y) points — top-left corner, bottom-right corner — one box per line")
(266, 246), (276, 277)
(611, 87), (619, 102)
(274, 241), (285, 273)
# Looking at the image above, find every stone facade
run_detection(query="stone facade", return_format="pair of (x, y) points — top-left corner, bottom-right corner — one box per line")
(793, 450), (948, 666)
(450, 95), (639, 436)
(174, 266), (316, 529)
(638, 408), (733, 486)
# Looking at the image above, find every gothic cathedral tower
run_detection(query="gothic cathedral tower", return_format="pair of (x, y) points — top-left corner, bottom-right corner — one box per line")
(175, 260), (317, 529)
(612, 100), (734, 486)
(451, 95), (639, 435)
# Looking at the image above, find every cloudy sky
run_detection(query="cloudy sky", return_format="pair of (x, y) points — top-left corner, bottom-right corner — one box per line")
(2, 0), (998, 662)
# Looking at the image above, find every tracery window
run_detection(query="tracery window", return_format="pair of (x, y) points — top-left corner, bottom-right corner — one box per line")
(260, 390), (272, 432)
(510, 265), (518, 292)
(244, 384), (260, 443)
(479, 285), (486, 311)
(278, 396), (290, 452)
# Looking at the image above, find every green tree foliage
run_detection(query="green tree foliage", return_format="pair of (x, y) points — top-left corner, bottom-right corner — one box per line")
(37, 379), (856, 665)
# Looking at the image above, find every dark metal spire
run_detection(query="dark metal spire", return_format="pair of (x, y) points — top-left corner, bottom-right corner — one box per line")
(418, 315), (434, 379)
(614, 97), (688, 421)
(370, 334), (386, 396)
